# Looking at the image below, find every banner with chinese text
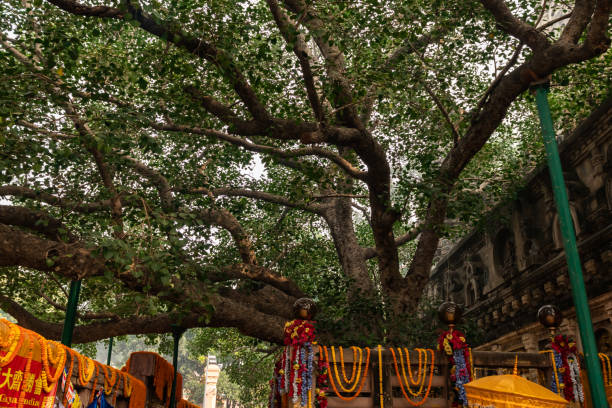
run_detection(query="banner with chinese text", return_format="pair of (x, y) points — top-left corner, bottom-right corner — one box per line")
(0, 345), (58, 408)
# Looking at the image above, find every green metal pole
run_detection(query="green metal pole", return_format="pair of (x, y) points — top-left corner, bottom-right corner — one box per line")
(533, 83), (608, 407)
(169, 326), (185, 408)
(60, 280), (82, 347)
(107, 337), (114, 366)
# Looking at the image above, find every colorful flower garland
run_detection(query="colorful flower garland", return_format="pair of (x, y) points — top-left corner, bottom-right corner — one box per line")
(547, 335), (584, 403)
(437, 329), (472, 407)
(270, 319), (322, 408)
(316, 347), (329, 408)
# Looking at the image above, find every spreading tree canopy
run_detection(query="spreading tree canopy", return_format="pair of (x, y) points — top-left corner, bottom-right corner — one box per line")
(0, 0), (610, 345)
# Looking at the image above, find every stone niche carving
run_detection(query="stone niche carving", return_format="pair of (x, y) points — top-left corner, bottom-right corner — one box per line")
(463, 255), (488, 306)
(493, 228), (516, 278)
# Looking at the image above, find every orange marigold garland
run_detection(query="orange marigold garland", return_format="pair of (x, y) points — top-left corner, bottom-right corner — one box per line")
(101, 363), (118, 395)
(338, 347), (358, 384)
(89, 362), (101, 404)
(402, 348), (424, 387)
(17, 331), (35, 408)
(329, 347), (362, 393)
(39, 335), (66, 385)
(390, 348), (435, 406)
(123, 371), (133, 398)
(0, 319), (24, 367)
(325, 346), (370, 401)
(77, 353), (95, 386)
(112, 371), (122, 406)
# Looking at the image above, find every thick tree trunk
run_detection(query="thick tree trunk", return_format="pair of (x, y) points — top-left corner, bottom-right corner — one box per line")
(323, 197), (375, 299)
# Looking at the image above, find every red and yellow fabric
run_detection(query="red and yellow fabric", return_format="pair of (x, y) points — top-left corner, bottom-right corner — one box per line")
(0, 320), (62, 408)
(1, 319), (145, 408)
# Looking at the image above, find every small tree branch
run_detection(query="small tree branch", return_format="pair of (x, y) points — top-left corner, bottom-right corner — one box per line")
(0, 185), (120, 213)
(121, 155), (174, 212)
(187, 186), (324, 214)
(36, 284), (120, 321)
(16, 120), (76, 140)
(361, 25), (450, 125)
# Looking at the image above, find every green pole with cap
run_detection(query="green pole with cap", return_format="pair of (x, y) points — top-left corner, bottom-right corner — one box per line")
(60, 280), (81, 347)
(107, 337), (114, 366)
(169, 325), (186, 408)
(533, 83), (607, 407)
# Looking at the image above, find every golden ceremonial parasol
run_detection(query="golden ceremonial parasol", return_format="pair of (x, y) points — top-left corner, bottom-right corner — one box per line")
(463, 357), (568, 408)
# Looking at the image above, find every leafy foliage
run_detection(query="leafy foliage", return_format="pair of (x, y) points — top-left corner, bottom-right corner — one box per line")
(0, 0), (609, 351)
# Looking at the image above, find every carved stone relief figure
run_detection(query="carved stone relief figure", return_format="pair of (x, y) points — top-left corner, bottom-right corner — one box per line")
(448, 268), (465, 304)
(524, 238), (542, 267)
(464, 261), (478, 306)
(552, 206), (581, 249)
(494, 228), (516, 277)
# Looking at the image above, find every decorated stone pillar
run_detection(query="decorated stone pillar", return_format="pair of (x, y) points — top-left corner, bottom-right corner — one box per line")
(269, 298), (327, 408)
(203, 358), (221, 408)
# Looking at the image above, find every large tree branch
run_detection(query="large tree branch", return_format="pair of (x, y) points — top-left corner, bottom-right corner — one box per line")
(0, 205), (76, 243)
(560, 0), (596, 44)
(0, 223), (298, 343)
(212, 264), (305, 300)
(152, 122), (366, 180)
(45, 0), (271, 123)
(480, 0), (550, 50)
(197, 208), (258, 265)
(0, 293), (288, 344)
(266, 0), (324, 121)
(0, 223), (106, 279)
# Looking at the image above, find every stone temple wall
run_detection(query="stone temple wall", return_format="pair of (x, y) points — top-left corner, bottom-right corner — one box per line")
(426, 96), (612, 353)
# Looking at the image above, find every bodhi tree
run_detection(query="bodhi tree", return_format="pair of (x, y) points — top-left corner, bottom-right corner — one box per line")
(0, 0), (609, 345)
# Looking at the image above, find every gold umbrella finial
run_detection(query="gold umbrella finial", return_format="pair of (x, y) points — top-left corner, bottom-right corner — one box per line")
(513, 355), (518, 376)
